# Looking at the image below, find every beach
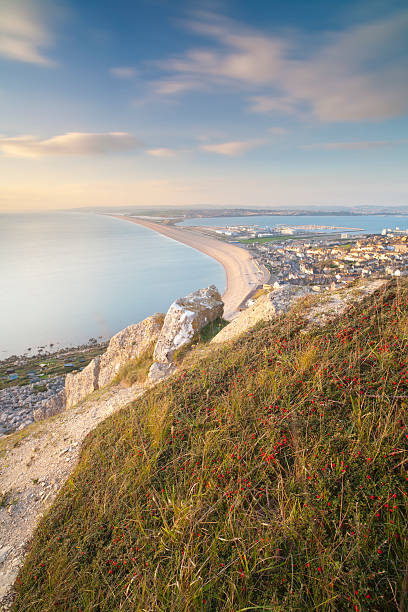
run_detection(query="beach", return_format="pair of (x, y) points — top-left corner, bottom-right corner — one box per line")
(111, 215), (269, 320)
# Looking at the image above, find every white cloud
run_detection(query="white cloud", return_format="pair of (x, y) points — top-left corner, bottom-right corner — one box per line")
(268, 127), (289, 135)
(109, 66), (138, 79)
(153, 10), (408, 122)
(147, 148), (177, 157)
(249, 96), (297, 115)
(200, 140), (263, 156)
(304, 139), (408, 150)
(152, 78), (204, 95)
(0, 132), (142, 158)
(164, 15), (286, 85)
(0, 0), (59, 66)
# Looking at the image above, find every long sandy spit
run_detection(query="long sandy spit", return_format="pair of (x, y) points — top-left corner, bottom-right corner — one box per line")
(111, 215), (269, 320)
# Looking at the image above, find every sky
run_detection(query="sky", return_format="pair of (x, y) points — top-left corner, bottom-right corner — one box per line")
(0, 0), (407, 211)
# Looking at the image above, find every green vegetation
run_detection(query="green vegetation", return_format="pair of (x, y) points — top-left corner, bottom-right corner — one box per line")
(13, 281), (408, 611)
(198, 317), (229, 343)
(32, 384), (47, 394)
(114, 344), (155, 386)
(238, 235), (299, 244)
(173, 318), (229, 365)
(238, 234), (358, 245)
(0, 489), (12, 508)
(0, 345), (107, 391)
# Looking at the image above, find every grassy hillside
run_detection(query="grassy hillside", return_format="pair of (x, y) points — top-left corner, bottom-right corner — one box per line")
(13, 281), (408, 611)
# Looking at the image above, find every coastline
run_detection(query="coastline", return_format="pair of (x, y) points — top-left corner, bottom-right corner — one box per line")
(110, 215), (269, 320)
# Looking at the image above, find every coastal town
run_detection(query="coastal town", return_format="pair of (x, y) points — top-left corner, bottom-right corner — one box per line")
(206, 224), (408, 293)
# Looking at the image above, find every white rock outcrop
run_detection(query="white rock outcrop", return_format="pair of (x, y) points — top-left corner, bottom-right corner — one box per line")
(305, 279), (386, 327)
(98, 313), (165, 387)
(149, 285), (223, 382)
(148, 361), (176, 384)
(211, 285), (309, 344)
(65, 313), (165, 409)
(65, 357), (101, 409)
(33, 389), (66, 421)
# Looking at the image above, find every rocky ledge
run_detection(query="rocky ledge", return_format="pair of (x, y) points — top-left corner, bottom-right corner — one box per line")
(0, 376), (65, 436)
(1, 280), (386, 440)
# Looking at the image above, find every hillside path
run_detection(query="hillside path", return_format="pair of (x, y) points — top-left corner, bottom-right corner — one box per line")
(0, 383), (144, 609)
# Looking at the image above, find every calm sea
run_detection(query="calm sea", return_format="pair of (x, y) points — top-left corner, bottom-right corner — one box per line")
(2, 212), (408, 359)
(180, 214), (408, 233)
(0, 213), (225, 358)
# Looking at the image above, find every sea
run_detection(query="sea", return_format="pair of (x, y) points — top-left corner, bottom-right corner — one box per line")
(2, 211), (408, 359)
(0, 212), (225, 359)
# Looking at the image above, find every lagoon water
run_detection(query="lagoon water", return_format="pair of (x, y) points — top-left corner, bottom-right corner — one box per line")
(0, 213), (225, 358)
(180, 214), (408, 234)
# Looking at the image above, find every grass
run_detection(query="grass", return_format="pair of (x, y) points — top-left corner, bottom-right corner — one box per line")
(0, 489), (12, 508)
(32, 384), (47, 394)
(113, 344), (156, 386)
(238, 235), (300, 244)
(238, 234), (359, 245)
(198, 317), (229, 343)
(12, 280), (408, 611)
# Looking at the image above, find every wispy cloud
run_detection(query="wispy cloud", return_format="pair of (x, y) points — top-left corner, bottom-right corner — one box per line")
(152, 10), (408, 122)
(0, 0), (60, 66)
(304, 139), (408, 150)
(249, 96), (297, 115)
(151, 78), (205, 95)
(109, 66), (138, 79)
(200, 139), (264, 156)
(268, 127), (289, 136)
(0, 132), (142, 158)
(146, 148), (177, 158)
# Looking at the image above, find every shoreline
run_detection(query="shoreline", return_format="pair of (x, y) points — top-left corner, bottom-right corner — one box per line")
(110, 215), (269, 320)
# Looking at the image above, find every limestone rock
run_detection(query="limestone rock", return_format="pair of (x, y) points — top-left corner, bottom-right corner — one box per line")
(211, 285), (309, 344)
(65, 357), (100, 409)
(148, 361), (176, 384)
(153, 285), (223, 363)
(98, 313), (165, 387)
(148, 285), (223, 383)
(64, 313), (165, 409)
(305, 279), (386, 327)
(33, 389), (66, 421)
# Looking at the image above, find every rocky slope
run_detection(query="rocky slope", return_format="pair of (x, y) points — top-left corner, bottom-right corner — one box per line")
(0, 279), (391, 609)
(9, 278), (407, 612)
(0, 377), (65, 436)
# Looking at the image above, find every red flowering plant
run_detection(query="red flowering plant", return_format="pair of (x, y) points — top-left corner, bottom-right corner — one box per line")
(14, 280), (407, 612)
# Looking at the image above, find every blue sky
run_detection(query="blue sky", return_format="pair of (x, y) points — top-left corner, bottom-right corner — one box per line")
(0, 0), (407, 210)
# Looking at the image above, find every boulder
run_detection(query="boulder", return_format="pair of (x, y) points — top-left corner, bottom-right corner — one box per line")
(149, 285), (223, 383)
(98, 313), (165, 387)
(65, 357), (100, 409)
(211, 285), (309, 344)
(33, 389), (66, 421)
(148, 361), (176, 384)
